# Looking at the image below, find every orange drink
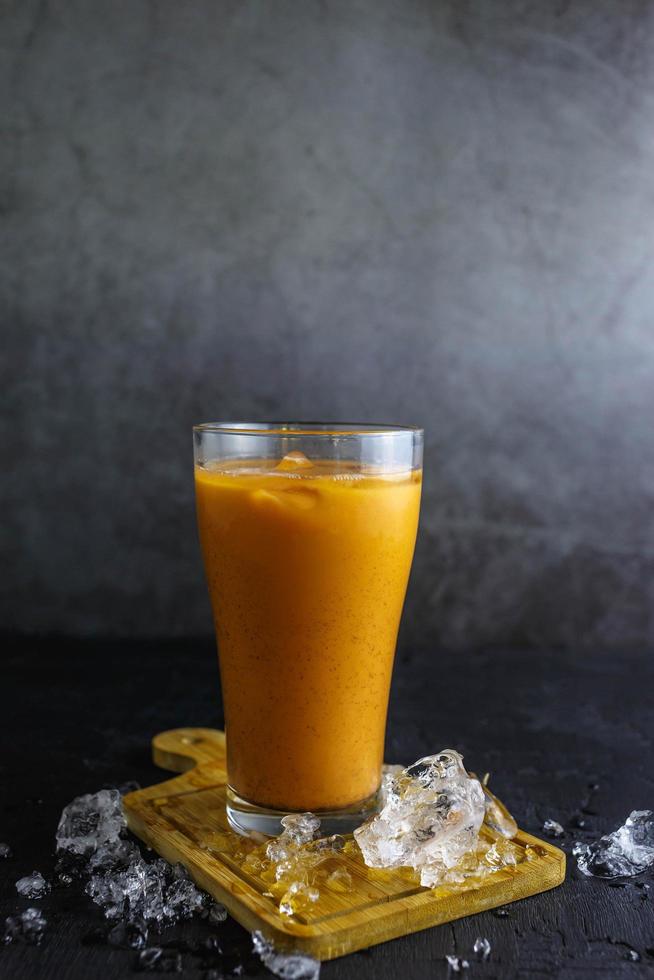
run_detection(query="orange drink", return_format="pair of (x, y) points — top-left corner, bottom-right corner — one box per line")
(193, 424), (423, 834)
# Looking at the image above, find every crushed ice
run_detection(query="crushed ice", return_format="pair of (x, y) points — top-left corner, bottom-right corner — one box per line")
(325, 867), (351, 892)
(473, 936), (491, 960)
(15, 871), (50, 898)
(136, 945), (183, 972)
(446, 953), (469, 972)
(543, 819), (565, 839)
(354, 750), (522, 889)
(107, 919), (148, 949)
(480, 779), (518, 839)
(55, 788), (211, 926)
(2, 908), (47, 946)
(252, 930), (320, 980)
(225, 813), (346, 918)
(275, 450), (314, 472)
(85, 855), (207, 924)
(207, 902), (228, 924)
(56, 789), (125, 856)
(278, 880), (319, 916)
(231, 752), (521, 916)
(5, 758), (521, 965)
(574, 810), (654, 878)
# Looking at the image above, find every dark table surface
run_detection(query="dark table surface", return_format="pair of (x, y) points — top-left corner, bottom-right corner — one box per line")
(1, 636), (653, 979)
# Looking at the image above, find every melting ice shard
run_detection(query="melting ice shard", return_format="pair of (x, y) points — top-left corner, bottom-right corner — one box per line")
(15, 871), (50, 899)
(2, 908), (47, 945)
(267, 813), (320, 861)
(473, 936), (491, 960)
(543, 819), (565, 839)
(207, 901), (228, 924)
(107, 919), (148, 949)
(445, 954), (469, 972)
(136, 946), (182, 972)
(574, 810), (654, 878)
(480, 781), (518, 839)
(275, 451), (314, 472)
(56, 789), (125, 856)
(354, 750), (486, 887)
(252, 930), (320, 980)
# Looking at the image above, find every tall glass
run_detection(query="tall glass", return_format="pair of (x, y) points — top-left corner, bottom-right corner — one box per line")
(193, 422), (423, 835)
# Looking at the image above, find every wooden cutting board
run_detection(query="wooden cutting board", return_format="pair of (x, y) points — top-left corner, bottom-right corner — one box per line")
(123, 727), (565, 960)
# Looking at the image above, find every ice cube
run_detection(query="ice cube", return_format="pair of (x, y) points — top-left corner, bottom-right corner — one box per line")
(307, 834), (345, 854)
(279, 881), (319, 917)
(88, 838), (140, 872)
(207, 901), (228, 924)
(574, 810), (654, 878)
(86, 869), (129, 920)
(380, 765), (405, 805)
(473, 936), (491, 960)
(250, 813), (332, 914)
(275, 451), (313, 471)
(354, 750), (486, 887)
(3, 908), (47, 945)
(266, 814), (321, 865)
(137, 946), (163, 970)
(251, 489), (285, 512)
(107, 919), (148, 949)
(445, 954), (469, 972)
(481, 782), (517, 838)
(252, 930), (320, 980)
(15, 871), (50, 899)
(543, 819), (565, 839)
(136, 946), (182, 972)
(266, 838), (292, 864)
(0, 843), (11, 859)
(56, 789), (125, 856)
(325, 868), (352, 893)
(54, 849), (86, 882)
(281, 486), (320, 509)
(164, 870), (207, 919)
(280, 813), (321, 846)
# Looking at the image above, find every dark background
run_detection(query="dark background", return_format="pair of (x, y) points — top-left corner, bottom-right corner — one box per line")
(3, 0), (654, 648)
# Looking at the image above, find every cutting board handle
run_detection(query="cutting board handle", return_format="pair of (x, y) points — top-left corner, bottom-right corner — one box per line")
(152, 727), (227, 773)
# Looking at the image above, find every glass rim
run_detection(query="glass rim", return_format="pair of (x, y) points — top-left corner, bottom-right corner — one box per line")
(193, 421), (423, 437)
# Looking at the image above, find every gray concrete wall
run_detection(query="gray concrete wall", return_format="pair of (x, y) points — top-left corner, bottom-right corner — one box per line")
(3, 0), (654, 647)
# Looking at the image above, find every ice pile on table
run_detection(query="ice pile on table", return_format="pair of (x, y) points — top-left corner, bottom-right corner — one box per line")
(55, 788), (221, 926)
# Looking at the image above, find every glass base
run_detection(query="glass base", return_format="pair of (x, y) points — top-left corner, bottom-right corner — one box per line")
(225, 785), (380, 838)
